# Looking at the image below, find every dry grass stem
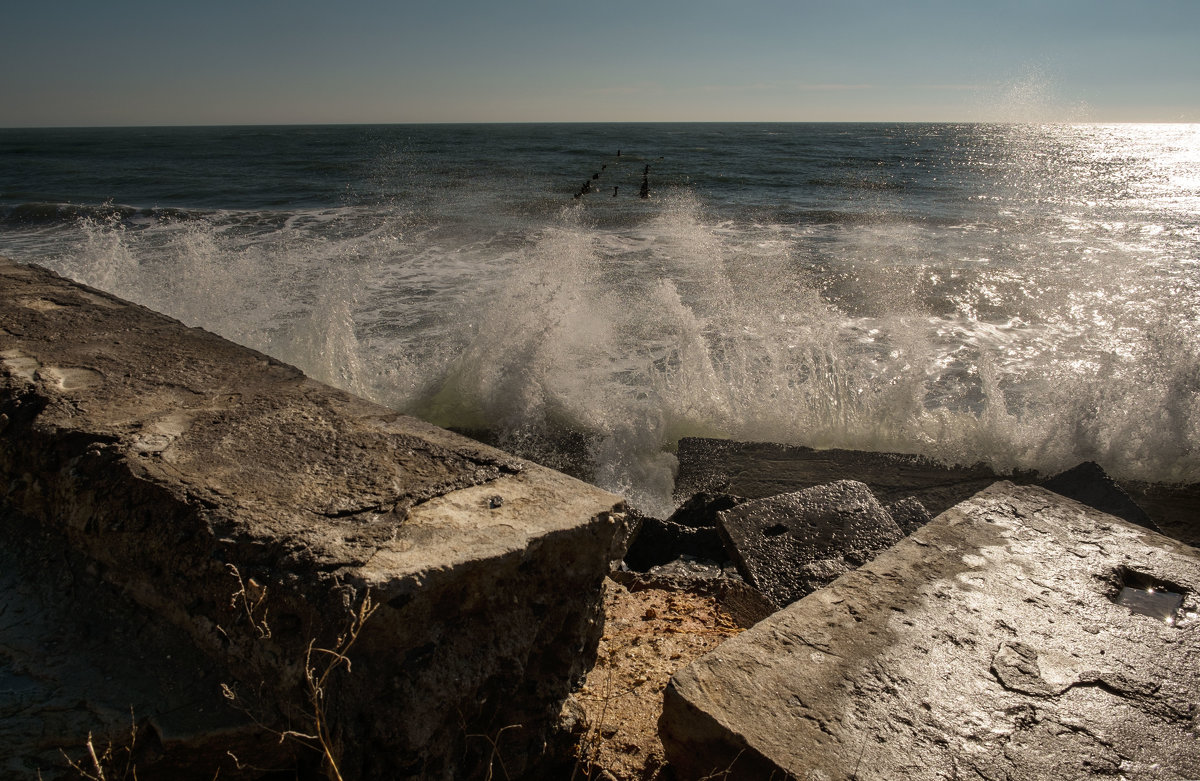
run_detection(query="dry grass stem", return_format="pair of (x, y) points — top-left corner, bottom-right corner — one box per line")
(59, 708), (139, 781)
(225, 563), (271, 639)
(219, 583), (378, 781)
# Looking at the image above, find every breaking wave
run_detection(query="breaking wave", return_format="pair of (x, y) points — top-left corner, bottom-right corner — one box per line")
(6, 122), (1198, 515)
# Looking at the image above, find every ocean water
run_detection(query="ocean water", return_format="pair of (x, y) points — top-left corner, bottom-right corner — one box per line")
(2, 123), (1198, 515)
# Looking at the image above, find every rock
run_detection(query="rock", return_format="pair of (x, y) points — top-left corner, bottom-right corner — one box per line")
(0, 259), (624, 779)
(715, 480), (904, 608)
(623, 493), (748, 573)
(1042, 460), (1160, 533)
(675, 437), (1013, 517)
(610, 557), (774, 629)
(614, 491), (777, 626)
(885, 495), (933, 535)
(644, 555), (729, 585)
(661, 482), (1200, 781)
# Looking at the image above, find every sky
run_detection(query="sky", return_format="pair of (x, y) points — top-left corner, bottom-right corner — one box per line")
(1, 0), (1198, 127)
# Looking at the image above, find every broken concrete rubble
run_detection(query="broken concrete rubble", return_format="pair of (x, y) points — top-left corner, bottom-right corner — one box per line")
(620, 482), (918, 623)
(622, 493), (746, 572)
(661, 482), (1200, 781)
(623, 516), (726, 571)
(0, 259), (624, 779)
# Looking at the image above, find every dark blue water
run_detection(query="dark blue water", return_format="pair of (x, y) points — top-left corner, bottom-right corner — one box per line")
(2, 123), (1198, 512)
(0, 123), (1034, 220)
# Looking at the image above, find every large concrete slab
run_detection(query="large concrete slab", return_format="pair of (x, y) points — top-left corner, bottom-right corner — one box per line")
(661, 482), (1200, 780)
(0, 259), (625, 778)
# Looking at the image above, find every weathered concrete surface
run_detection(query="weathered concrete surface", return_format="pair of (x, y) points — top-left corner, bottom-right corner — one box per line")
(661, 482), (1200, 780)
(674, 436), (1200, 547)
(0, 259), (625, 778)
(716, 480), (904, 609)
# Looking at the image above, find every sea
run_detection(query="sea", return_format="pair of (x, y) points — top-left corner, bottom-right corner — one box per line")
(1, 123), (1198, 515)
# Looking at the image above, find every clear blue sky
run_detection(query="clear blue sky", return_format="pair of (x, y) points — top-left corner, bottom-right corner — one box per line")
(2, 0), (1197, 126)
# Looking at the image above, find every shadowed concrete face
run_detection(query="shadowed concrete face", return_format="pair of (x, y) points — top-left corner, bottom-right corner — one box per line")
(661, 482), (1200, 781)
(0, 258), (625, 779)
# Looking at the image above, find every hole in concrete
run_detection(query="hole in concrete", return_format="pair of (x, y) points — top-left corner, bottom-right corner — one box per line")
(1108, 567), (1188, 626)
(763, 524), (789, 538)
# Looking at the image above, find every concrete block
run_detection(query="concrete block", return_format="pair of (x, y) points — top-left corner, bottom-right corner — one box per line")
(674, 436), (1200, 547)
(662, 482), (1200, 781)
(0, 504), (291, 779)
(0, 259), (624, 779)
(716, 480), (904, 608)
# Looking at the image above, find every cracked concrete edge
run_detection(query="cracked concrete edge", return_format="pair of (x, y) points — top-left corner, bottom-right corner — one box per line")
(0, 257), (625, 580)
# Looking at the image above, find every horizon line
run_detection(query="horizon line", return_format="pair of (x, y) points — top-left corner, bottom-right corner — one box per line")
(4, 119), (1199, 131)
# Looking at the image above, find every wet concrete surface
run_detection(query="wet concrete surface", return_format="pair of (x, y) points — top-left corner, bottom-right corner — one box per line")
(661, 482), (1200, 780)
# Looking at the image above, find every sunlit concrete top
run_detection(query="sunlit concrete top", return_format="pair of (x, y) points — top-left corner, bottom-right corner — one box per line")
(0, 258), (623, 580)
(662, 481), (1200, 781)
(0, 257), (625, 778)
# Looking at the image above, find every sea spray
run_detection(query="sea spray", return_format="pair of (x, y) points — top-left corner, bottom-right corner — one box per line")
(8, 122), (1197, 514)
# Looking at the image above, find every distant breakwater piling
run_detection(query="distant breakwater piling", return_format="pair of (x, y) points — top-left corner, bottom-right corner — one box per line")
(573, 149), (657, 199)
